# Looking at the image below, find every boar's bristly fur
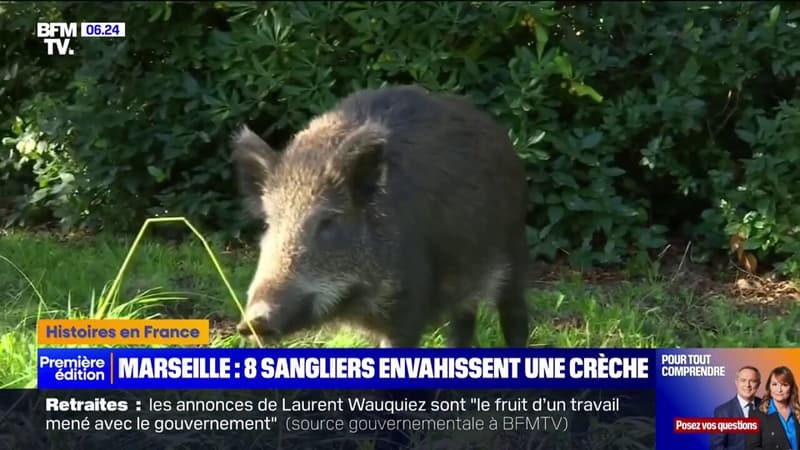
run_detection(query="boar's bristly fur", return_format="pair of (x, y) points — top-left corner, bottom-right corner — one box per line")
(232, 85), (530, 348)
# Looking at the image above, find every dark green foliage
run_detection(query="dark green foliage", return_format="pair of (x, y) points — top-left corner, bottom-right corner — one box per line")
(2, 1), (799, 274)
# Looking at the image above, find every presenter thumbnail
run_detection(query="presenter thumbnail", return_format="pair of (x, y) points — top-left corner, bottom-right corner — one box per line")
(746, 366), (799, 450)
(711, 365), (761, 450)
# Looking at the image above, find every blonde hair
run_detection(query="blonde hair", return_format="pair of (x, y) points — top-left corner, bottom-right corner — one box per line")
(759, 366), (800, 422)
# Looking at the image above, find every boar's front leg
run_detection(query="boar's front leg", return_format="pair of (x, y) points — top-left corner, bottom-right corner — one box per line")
(377, 259), (434, 348)
(377, 292), (430, 348)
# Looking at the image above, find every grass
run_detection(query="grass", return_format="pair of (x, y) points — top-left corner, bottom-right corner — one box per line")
(1, 223), (799, 390)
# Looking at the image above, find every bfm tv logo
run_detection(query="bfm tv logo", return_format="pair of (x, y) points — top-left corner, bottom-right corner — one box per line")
(37, 22), (76, 55)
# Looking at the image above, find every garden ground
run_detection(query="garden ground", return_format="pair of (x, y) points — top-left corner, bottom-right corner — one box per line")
(1, 227), (798, 388)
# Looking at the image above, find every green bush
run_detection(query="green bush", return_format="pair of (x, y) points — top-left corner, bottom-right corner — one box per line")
(1, 1), (799, 275)
(714, 99), (800, 275)
(0, 2), (81, 227)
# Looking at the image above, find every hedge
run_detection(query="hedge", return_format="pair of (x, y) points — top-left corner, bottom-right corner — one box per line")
(2, 1), (799, 274)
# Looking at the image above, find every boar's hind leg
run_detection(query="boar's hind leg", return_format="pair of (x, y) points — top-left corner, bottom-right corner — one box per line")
(497, 264), (530, 348)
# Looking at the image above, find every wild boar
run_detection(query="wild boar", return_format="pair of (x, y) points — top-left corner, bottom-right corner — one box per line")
(232, 85), (530, 348)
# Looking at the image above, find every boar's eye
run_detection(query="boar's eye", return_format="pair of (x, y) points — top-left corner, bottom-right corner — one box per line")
(316, 215), (340, 242)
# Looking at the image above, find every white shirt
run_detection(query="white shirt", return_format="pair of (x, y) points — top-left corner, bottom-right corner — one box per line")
(737, 395), (756, 416)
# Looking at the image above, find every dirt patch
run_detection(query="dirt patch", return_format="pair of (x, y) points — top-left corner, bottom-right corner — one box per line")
(525, 240), (800, 317)
(550, 314), (585, 331)
(727, 275), (800, 315)
(210, 317), (239, 341)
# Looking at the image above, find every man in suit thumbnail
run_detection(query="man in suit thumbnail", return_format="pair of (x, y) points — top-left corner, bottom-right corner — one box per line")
(711, 365), (762, 450)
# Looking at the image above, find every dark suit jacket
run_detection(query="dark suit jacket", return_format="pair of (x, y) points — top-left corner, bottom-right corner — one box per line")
(712, 396), (762, 450)
(746, 407), (799, 450)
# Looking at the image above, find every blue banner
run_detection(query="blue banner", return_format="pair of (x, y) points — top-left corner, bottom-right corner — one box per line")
(27, 347), (800, 449)
(37, 347), (656, 389)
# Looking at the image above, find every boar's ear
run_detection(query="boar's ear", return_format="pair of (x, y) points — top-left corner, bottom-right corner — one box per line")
(231, 125), (279, 219)
(330, 121), (389, 206)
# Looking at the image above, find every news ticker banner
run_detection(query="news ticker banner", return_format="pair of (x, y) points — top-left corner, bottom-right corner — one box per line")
(36, 347), (655, 390)
(3, 387), (654, 449)
(31, 319), (800, 449)
(35, 319), (654, 390)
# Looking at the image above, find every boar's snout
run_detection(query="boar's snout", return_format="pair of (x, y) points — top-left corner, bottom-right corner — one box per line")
(236, 284), (316, 342)
(236, 315), (279, 340)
